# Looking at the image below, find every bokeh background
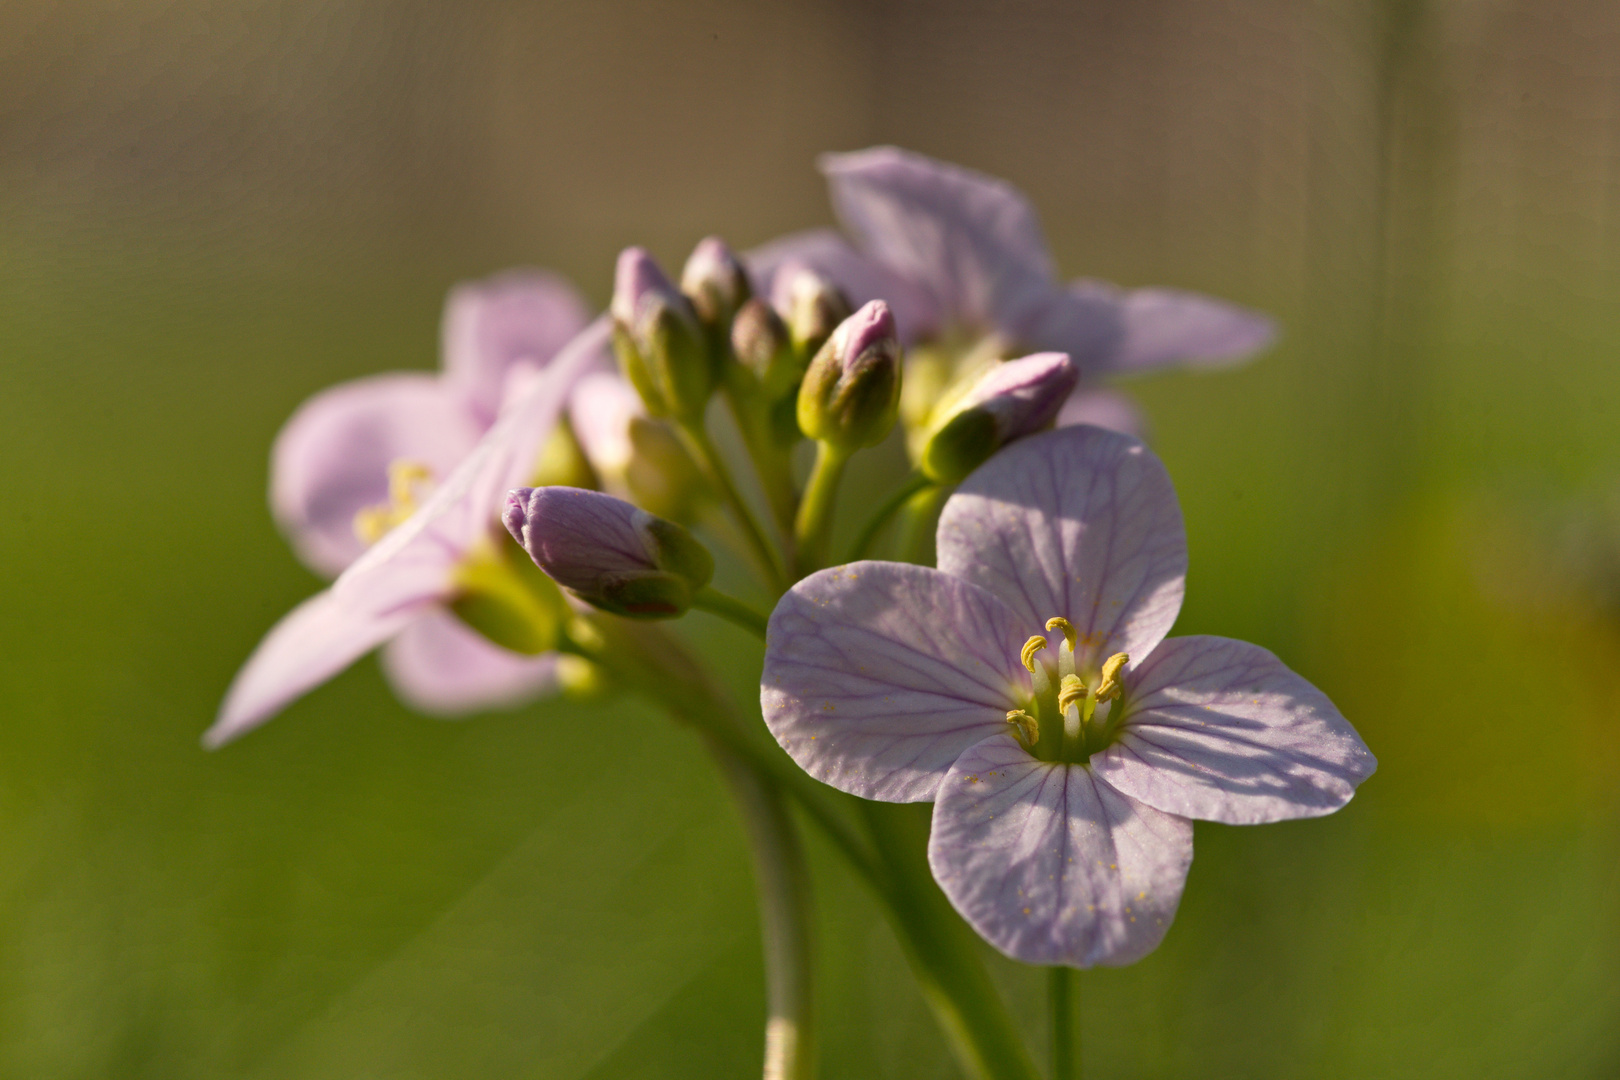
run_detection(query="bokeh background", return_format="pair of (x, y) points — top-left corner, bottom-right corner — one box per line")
(3, 1), (1618, 1076)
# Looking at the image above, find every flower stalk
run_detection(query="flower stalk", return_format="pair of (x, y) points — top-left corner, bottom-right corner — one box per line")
(676, 421), (790, 593)
(848, 471), (931, 561)
(860, 803), (1043, 1080)
(691, 586), (770, 638)
(1049, 966), (1080, 1079)
(793, 440), (849, 575)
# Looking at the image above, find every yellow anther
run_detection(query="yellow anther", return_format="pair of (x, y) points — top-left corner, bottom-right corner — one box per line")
(387, 460), (433, 506)
(1019, 635), (1048, 673)
(1005, 709), (1039, 747)
(1045, 616), (1077, 652)
(1057, 673), (1087, 714)
(354, 459), (435, 545)
(1096, 652), (1130, 702)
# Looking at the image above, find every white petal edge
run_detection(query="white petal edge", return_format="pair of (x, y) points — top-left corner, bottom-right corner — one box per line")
(1091, 636), (1377, 824)
(207, 589), (429, 747)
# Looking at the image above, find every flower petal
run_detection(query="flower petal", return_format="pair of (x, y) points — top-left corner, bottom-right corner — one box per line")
(339, 318), (612, 598)
(761, 561), (1030, 802)
(937, 425), (1187, 666)
(818, 147), (1058, 337)
(745, 227), (941, 343)
(380, 607), (558, 716)
(441, 270), (592, 422)
(269, 373), (483, 577)
(928, 736), (1193, 967)
(1091, 636), (1377, 824)
(206, 588), (431, 747)
(568, 371), (641, 480)
(1003, 283), (1125, 374)
(1069, 281), (1276, 377)
(1056, 389), (1149, 440)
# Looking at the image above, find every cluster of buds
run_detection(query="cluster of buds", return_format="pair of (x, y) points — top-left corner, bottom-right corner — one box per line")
(602, 237), (913, 580)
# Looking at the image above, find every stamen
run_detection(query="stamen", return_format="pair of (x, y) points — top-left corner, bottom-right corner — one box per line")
(1096, 652), (1130, 702)
(1005, 709), (1039, 747)
(387, 460), (434, 506)
(354, 459), (435, 545)
(1057, 674), (1086, 714)
(1019, 635), (1047, 673)
(1045, 616), (1077, 652)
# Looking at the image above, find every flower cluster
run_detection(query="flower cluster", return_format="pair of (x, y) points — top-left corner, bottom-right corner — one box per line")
(214, 145), (1367, 1067)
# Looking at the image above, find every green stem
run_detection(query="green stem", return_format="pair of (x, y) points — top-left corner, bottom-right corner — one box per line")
(575, 619), (884, 891)
(896, 483), (951, 566)
(860, 803), (1043, 1080)
(679, 422), (790, 593)
(704, 740), (816, 1080)
(847, 472), (932, 561)
(1049, 966), (1079, 1079)
(723, 385), (801, 542)
(793, 441), (850, 575)
(580, 618), (1039, 1079)
(692, 587), (770, 639)
(586, 620), (818, 1080)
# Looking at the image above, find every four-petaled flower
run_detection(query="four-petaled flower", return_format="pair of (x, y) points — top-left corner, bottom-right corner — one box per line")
(207, 315), (611, 747)
(761, 425), (1374, 967)
(267, 271), (595, 715)
(749, 146), (1276, 438)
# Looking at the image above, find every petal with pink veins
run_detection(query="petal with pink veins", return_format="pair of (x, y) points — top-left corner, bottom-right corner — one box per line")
(928, 735), (1193, 967)
(1090, 636), (1377, 824)
(761, 561), (1030, 803)
(937, 426), (1187, 667)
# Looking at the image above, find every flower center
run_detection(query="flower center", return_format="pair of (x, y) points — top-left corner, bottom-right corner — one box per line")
(1005, 615), (1129, 765)
(353, 460), (436, 545)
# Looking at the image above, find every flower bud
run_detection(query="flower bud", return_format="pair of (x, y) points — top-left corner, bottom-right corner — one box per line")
(797, 300), (902, 451)
(680, 236), (752, 331)
(771, 261), (852, 360)
(731, 298), (800, 398)
(919, 352), (1079, 484)
(503, 486), (714, 619)
(610, 247), (714, 423)
(570, 371), (710, 522)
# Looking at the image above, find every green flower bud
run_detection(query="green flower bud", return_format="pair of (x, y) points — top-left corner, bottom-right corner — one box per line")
(611, 247), (715, 423)
(731, 297), (801, 400)
(797, 301), (902, 451)
(772, 262), (852, 361)
(680, 236), (752, 331)
(919, 352), (1080, 484)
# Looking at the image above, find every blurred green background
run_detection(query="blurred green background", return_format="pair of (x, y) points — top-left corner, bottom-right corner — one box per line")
(2, 0), (1617, 1076)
